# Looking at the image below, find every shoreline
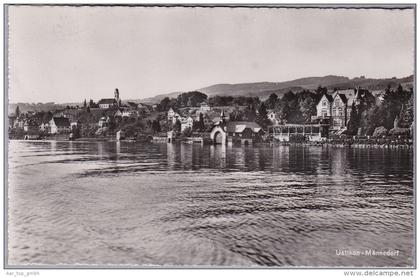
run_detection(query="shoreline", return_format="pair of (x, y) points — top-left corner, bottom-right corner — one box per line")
(9, 138), (413, 149)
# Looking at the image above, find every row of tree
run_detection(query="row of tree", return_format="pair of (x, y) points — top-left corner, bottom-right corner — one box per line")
(157, 91), (208, 111)
(350, 85), (413, 136)
(265, 90), (319, 124)
(157, 91), (262, 112)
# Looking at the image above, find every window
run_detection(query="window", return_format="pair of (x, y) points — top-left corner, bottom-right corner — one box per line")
(335, 99), (340, 107)
(322, 101), (327, 106)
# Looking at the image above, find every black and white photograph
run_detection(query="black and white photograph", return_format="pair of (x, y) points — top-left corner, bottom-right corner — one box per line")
(4, 3), (416, 273)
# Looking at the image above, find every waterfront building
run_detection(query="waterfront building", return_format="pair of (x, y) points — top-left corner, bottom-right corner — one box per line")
(39, 122), (50, 133)
(316, 94), (333, 117)
(269, 123), (329, 142)
(23, 119), (38, 132)
(70, 121), (78, 131)
(171, 113), (182, 125)
(49, 117), (71, 134)
(210, 121), (264, 145)
(13, 117), (25, 129)
(181, 116), (194, 132)
(167, 108), (176, 120)
(98, 116), (109, 128)
(314, 88), (363, 132)
(267, 110), (279, 125)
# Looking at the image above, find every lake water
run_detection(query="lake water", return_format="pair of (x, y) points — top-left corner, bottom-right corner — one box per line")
(7, 140), (414, 267)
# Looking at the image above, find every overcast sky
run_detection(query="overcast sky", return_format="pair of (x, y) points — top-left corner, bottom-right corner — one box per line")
(8, 6), (414, 103)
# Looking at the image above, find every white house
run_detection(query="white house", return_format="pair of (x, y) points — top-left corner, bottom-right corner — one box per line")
(172, 113), (182, 124)
(98, 117), (109, 128)
(114, 110), (123, 117)
(200, 102), (211, 113)
(315, 89), (363, 131)
(70, 122), (78, 131)
(181, 116), (194, 132)
(316, 94), (333, 117)
(122, 110), (136, 118)
(267, 110), (278, 125)
(49, 117), (70, 134)
(167, 108), (176, 120)
(39, 122), (50, 132)
(98, 98), (117, 109)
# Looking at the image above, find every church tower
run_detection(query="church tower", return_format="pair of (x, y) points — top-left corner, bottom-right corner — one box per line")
(114, 88), (120, 107)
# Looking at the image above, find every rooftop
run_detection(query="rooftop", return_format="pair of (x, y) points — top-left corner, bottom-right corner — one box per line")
(226, 121), (262, 133)
(52, 117), (70, 127)
(98, 98), (117, 104)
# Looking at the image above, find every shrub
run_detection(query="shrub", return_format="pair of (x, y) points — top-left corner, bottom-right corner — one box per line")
(388, 127), (410, 136)
(372, 126), (388, 138)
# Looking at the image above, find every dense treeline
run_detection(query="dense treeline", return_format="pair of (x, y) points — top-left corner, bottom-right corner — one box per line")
(266, 89), (320, 124)
(208, 95), (260, 107)
(157, 91), (207, 111)
(157, 91), (261, 111)
(358, 85), (413, 136)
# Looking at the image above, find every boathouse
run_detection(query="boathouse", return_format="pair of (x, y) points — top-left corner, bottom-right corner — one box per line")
(210, 121), (264, 145)
(269, 123), (329, 142)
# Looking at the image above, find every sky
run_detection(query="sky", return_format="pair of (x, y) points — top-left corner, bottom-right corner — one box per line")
(7, 6), (415, 103)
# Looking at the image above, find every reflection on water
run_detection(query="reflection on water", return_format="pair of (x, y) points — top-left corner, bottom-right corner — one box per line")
(7, 140), (414, 267)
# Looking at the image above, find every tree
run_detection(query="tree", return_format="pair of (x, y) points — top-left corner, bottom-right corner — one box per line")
(398, 93), (414, 128)
(152, 120), (161, 133)
(175, 91), (207, 108)
(15, 105), (20, 117)
(266, 93), (278, 109)
(372, 126), (388, 138)
(244, 104), (257, 121)
(299, 96), (317, 123)
(346, 103), (359, 135)
(158, 97), (177, 111)
(275, 101), (290, 123)
(173, 119), (181, 132)
(315, 85), (328, 95)
(256, 103), (270, 130)
(229, 110), (245, 121)
(198, 113), (205, 131)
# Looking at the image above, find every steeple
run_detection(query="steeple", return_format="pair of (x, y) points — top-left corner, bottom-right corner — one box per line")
(114, 88), (120, 107)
